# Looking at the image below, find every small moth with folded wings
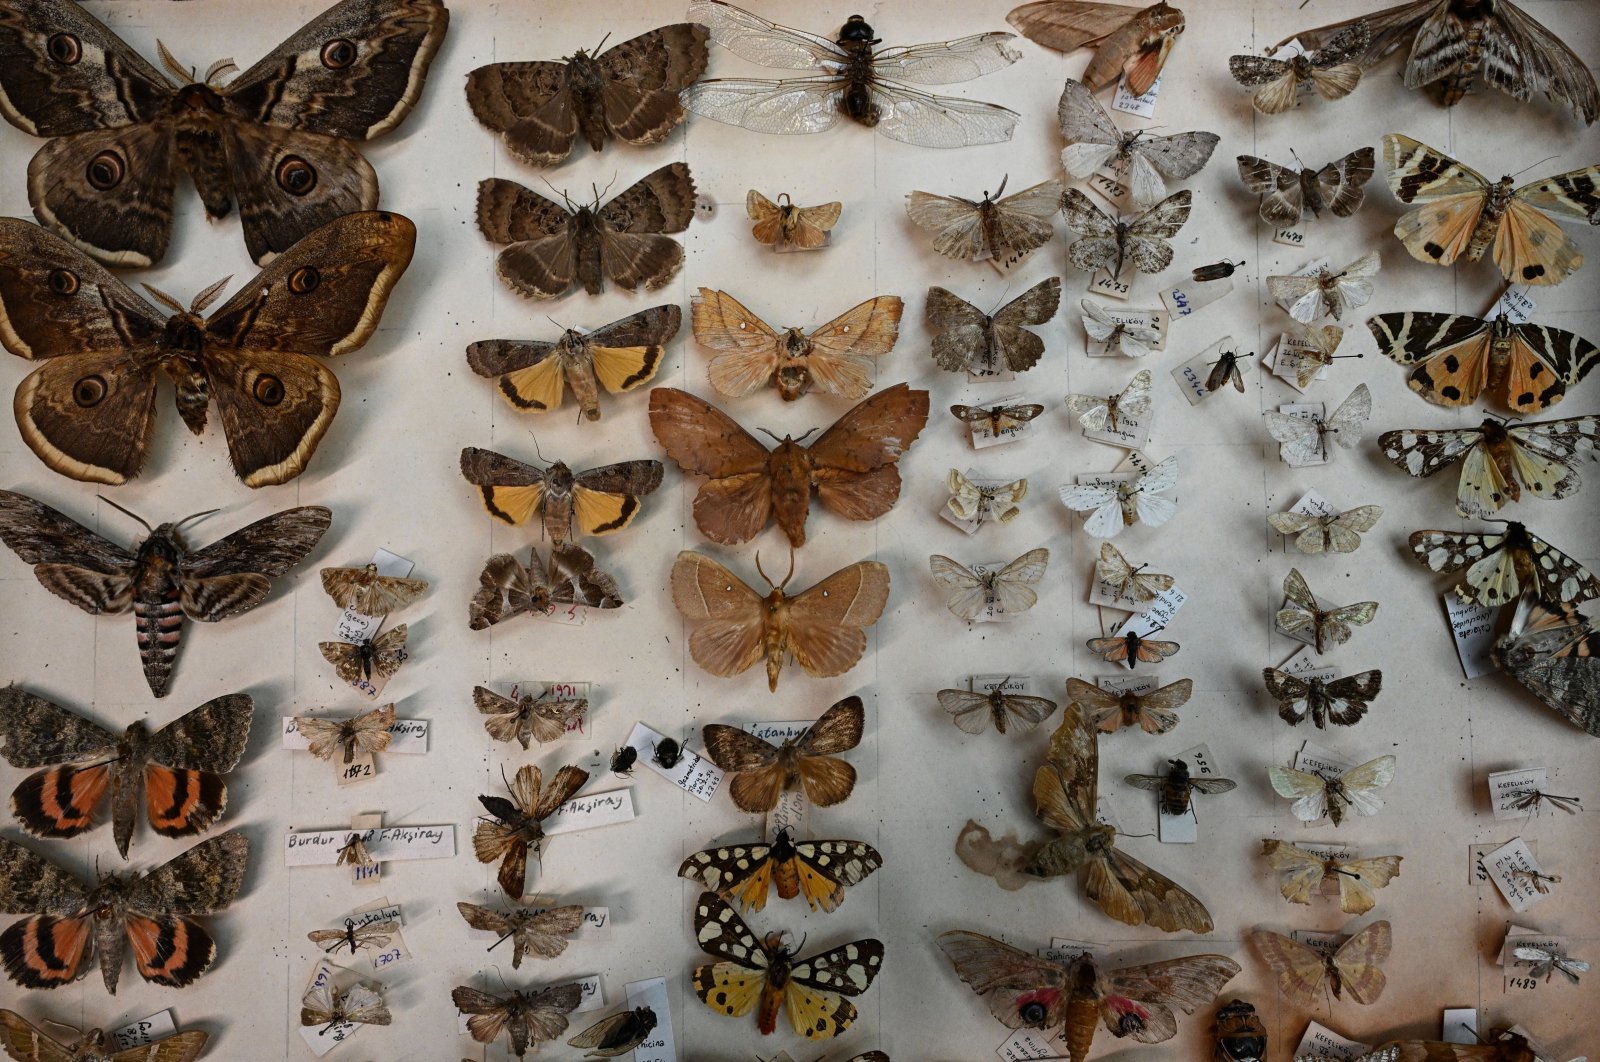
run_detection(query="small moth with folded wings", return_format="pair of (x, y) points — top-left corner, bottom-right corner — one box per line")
(1007, 2), (1187, 99)
(320, 563), (428, 617)
(1264, 667), (1383, 728)
(680, 828), (883, 913)
(946, 469), (1029, 528)
(474, 763), (592, 898)
(318, 622), (408, 685)
(702, 696), (864, 813)
(300, 980), (390, 1031)
(939, 680), (1059, 735)
(307, 916), (399, 957)
(1228, 21), (1369, 114)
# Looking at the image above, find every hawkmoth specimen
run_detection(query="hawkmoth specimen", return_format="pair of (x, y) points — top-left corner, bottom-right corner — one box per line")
(926, 278), (1061, 375)
(1379, 414), (1598, 519)
(300, 981), (390, 1030)
(474, 685), (587, 750)
(702, 696), (864, 813)
(452, 980), (584, 1058)
(1059, 455), (1179, 537)
(1264, 668), (1383, 728)
(905, 176), (1064, 264)
(1124, 758), (1237, 816)
(295, 705), (395, 767)
(1277, 567), (1378, 654)
(1237, 148), (1374, 226)
(455, 901), (583, 968)
(469, 543), (623, 629)
(318, 622), (407, 684)
(1269, 754), (1396, 826)
(474, 763), (591, 898)
(1376, 1028), (1561, 1062)
(0, 1010), (207, 1061)
(938, 681), (1058, 735)
(1408, 521), (1598, 608)
(1060, 189), (1192, 278)
(1058, 78), (1217, 207)
(1228, 21), (1368, 113)
(1007, 2), (1185, 97)
(320, 563), (427, 616)
(1260, 839), (1401, 915)
(306, 917), (398, 956)
(746, 191), (842, 250)
(459, 447), (662, 547)
(679, 828), (883, 913)
(930, 548), (1050, 621)
(567, 1007), (656, 1057)
(1492, 592), (1600, 737)
(1066, 676), (1191, 734)
(1269, 502), (1383, 554)
(1263, 383), (1372, 464)
(1268, 252), (1379, 322)
(1250, 921), (1391, 1008)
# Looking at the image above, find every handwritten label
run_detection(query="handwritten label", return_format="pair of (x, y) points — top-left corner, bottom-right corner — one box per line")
(1085, 304), (1169, 358)
(1488, 767), (1548, 820)
(1485, 837), (1551, 913)
(285, 824), (456, 867)
(1097, 672), (1159, 696)
(625, 722), (721, 801)
(745, 720), (812, 742)
(965, 393), (1038, 449)
(543, 789), (636, 835)
(110, 1011), (179, 1051)
(626, 976), (677, 1062)
(768, 787), (807, 839)
(957, 560), (1034, 623)
(1089, 269), (1132, 300)
(1488, 287), (1536, 324)
(329, 549), (416, 699)
(1160, 277), (1232, 318)
(1295, 1019), (1370, 1060)
(1111, 72), (1161, 117)
(997, 1028), (1060, 1060)
(1085, 167), (1131, 210)
(1273, 225), (1309, 248)
(509, 681), (591, 737)
(1280, 645), (1337, 681)
(1445, 594), (1500, 679)
(971, 674), (1034, 698)
(1471, 839), (1537, 885)
(1115, 585), (1187, 640)
(1043, 937), (1107, 962)
(1294, 740), (1355, 779)
(1292, 927), (1349, 954)
(282, 716), (429, 754)
(1499, 925), (1560, 966)
(1171, 336), (1245, 405)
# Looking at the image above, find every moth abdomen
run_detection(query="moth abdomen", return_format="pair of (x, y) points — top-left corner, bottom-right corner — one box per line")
(133, 582), (184, 698)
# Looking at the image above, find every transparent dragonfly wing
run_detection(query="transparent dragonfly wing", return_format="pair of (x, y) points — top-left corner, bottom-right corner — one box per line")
(688, 0), (843, 68)
(873, 32), (1022, 85)
(683, 77), (846, 134)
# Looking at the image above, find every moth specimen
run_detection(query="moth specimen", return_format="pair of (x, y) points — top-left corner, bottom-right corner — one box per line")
(691, 289), (903, 402)
(1278, 568), (1379, 654)
(1260, 839), (1402, 915)
(1269, 754), (1396, 825)
(468, 543), (623, 630)
(1193, 258), (1243, 282)
(1205, 347), (1253, 394)
(926, 278), (1062, 375)
(301, 981), (390, 1030)
(1249, 920), (1391, 1008)
(690, 891), (884, 1037)
(609, 746), (637, 777)
(1492, 593), (1600, 737)
(1060, 189), (1192, 278)
(0, 491), (330, 698)
(1026, 704), (1215, 931)
(1376, 1029), (1566, 1062)
(0, 688), (250, 858)
(0, 830), (246, 993)
(702, 696), (864, 813)
(1057, 78), (1217, 208)
(1275, 322), (1353, 389)
(1095, 542), (1173, 604)
(320, 563), (428, 616)
(1228, 21), (1368, 114)
(1125, 759), (1237, 815)
(455, 901), (583, 968)
(939, 681), (1059, 736)
(465, 24), (708, 167)
(337, 833), (374, 871)
(1512, 945), (1589, 983)
(459, 447), (662, 547)
(0, 0), (447, 266)
(930, 548), (1051, 621)
(946, 469), (1029, 527)
(1278, 0), (1598, 123)
(650, 384), (928, 548)
(0, 1010), (207, 1061)
(1382, 134), (1600, 285)
(1379, 415), (1597, 519)
(1507, 789), (1581, 815)
(1368, 311), (1599, 413)
(1268, 252), (1379, 322)
(905, 177), (1064, 264)
(1059, 454), (1179, 537)
(672, 552), (888, 692)
(1269, 503), (1383, 554)
(1264, 667), (1383, 728)
(1237, 148), (1375, 227)
(1066, 676), (1192, 734)
(1213, 999), (1268, 1062)
(1067, 368), (1152, 433)
(0, 212), (414, 487)
(318, 622), (407, 684)
(452, 980), (583, 1058)
(679, 828), (883, 913)
(1408, 521), (1598, 607)
(476, 163), (696, 299)
(683, 1), (1021, 148)
(951, 401), (1046, 439)
(1086, 628), (1181, 670)
(295, 705), (395, 767)
(1082, 301), (1161, 358)
(1263, 383), (1373, 465)
(474, 685), (587, 750)
(746, 191), (842, 250)
(307, 917), (398, 956)
(467, 305), (679, 421)
(1508, 867), (1561, 893)
(474, 763), (591, 898)
(1006, 2), (1185, 97)
(567, 1007), (656, 1057)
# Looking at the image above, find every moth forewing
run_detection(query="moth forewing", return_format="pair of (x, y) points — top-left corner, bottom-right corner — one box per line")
(926, 278), (1062, 375)
(1007, 2), (1187, 96)
(319, 563), (429, 616)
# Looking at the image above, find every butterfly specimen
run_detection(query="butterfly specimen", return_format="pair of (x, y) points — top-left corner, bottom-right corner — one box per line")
(650, 384), (928, 548)
(951, 401), (1046, 439)
(1026, 703), (1214, 931)
(473, 685), (587, 750)
(702, 697), (864, 813)
(747, 191), (842, 250)
(930, 548), (1051, 622)
(1379, 415), (1598, 519)
(1059, 454), (1179, 538)
(680, 828), (883, 914)
(1408, 521), (1599, 607)
(1213, 999), (1268, 1062)
(1237, 148), (1375, 227)
(1007, 2), (1185, 97)
(1228, 21), (1368, 114)
(1125, 759), (1237, 816)
(0, 0), (446, 266)
(301, 980), (390, 1031)
(1085, 628), (1181, 670)
(1264, 668), (1383, 729)
(1269, 252), (1379, 322)
(0, 688), (250, 859)
(683, 1), (1021, 148)
(1269, 504), (1383, 555)
(453, 980), (583, 1058)
(306, 917), (398, 956)
(467, 305), (679, 421)
(1373, 313), (1600, 416)
(1082, 301), (1161, 358)
(690, 891), (884, 1037)
(1249, 920), (1391, 1008)
(1277, 568), (1379, 655)
(456, 901), (583, 968)
(1206, 347), (1253, 394)
(465, 24), (708, 167)
(295, 705), (395, 766)
(1067, 369), (1152, 433)
(1067, 676), (1191, 734)
(459, 447), (662, 547)
(0, 1010), (207, 1061)
(905, 177), (1064, 264)
(0, 491), (329, 698)
(469, 543), (623, 630)
(318, 622), (407, 685)
(567, 1007), (657, 1057)
(1095, 542), (1174, 604)
(0, 830), (246, 993)
(946, 470), (1029, 527)
(1269, 754), (1396, 826)
(320, 563), (428, 616)
(475, 763), (591, 898)
(1492, 593), (1600, 737)
(926, 279), (1062, 376)
(1260, 839), (1402, 915)
(0, 213), (414, 487)
(938, 682), (1059, 735)
(1060, 189), (1191, 278)
(691, 289), (903, 402)
(1264, 383), (1373, 465)
(1275, 322), (1353, 389)
(1278, 0), (1598, 123)
(476, 164), (696, 299)
(1383, 134), (1600, 285)
(1512, 945), (1589, 983)
(1057, 79), (1217, 208)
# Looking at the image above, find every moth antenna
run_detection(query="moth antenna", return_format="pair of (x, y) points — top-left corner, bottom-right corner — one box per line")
(491, 965), (511, 994)
(1289, 148), (1307, 170)
(500, 764), (515, 794)
(191, 276), (233, 313)
(777, 192), (792, 208)
(156, 40), (194, 84)
(792, 426), (820, 444)
(599, 172), (619, 200)
(141, 284), (188, 315)
(1508, 155), (1558, 180)
(988, 174), (1009, 200)
(781, 549), (795, 590)
(539, 175), (570, 206)
(754, 551), (773, 589)
(595, 31), (612, 52)
(204, 57), (239, 86)
(1119, 829), (1155, 839)
(98, 495), (154, 532)
(757, 426), (786, 444)
(545, 315), (564, 330)
(174, 508), (223, 531)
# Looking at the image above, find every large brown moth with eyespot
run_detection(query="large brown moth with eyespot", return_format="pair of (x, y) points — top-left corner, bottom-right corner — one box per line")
(0, 213), (414, 488)
(459, 447), (663, 548)
(0, 490), (330, 698)
(0, 0), (448, 267)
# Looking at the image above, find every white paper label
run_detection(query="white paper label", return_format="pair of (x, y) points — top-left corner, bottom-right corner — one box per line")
(1503, 930), (1567, 992)
(1081, 405), (1152, 451)
(1111, 73), (1161, 117)
(1485, 837), (1550, 913)
(1161, 277), (1232, 318)
(1117, 585), (1187, 639)
(769, 787), (807, 838)
(282, 716), (429, 754)
(1085, 167), (1132, 211)
(626, 976), (677, 1062)
(1443, 1009), (1479, 1043)
(509, 681), (591, 738)
(543, 789), (637, 835)
(745, 720), (812, 742)
(1295, 1020), (1370, 1060)
(997, 1028), (1059, 1060)
(1445, 594), (1501, 679)
(1471, 839), (1535, 885)
(1488, 767), (1548, 819)
(1273, 225), (1309, 248)
(467, 906), (610, 944)
(625, 722), (722, 801)
(110, 1011), (179, 1051)
(1488, 287), (1536, 324)
(1089, 269), (1133, 300)
(1097, 672), (1159, 696)
(285, 825), (456, 867)
(1294, 741), (1355, 779)
(1171, 336), (1247, 405)
(1499, 925), (1560, 966)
